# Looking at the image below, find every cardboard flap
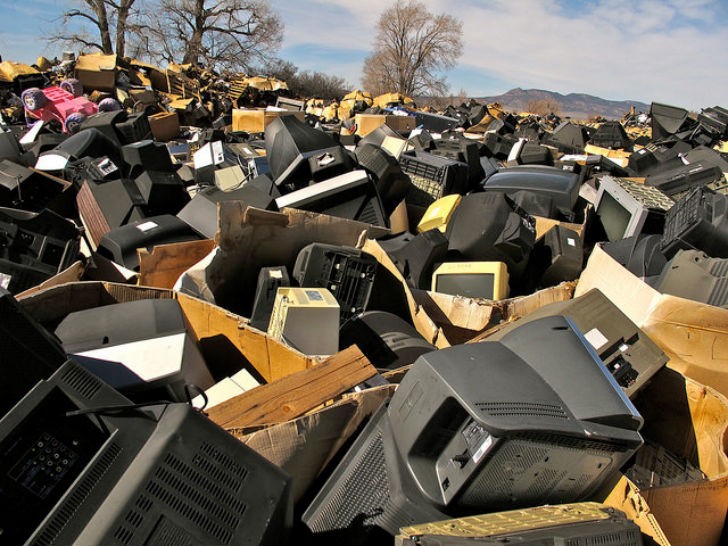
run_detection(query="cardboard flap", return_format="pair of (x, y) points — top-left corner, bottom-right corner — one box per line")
(75, 54), (118, 72)
(577, 243), (728, 398)
(16, 260), (86, 299)
(236, 385), (393, 502)
(137, 239), (216, 289)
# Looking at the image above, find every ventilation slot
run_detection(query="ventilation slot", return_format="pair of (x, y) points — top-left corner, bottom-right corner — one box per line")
(476, 402), (567, 419)
(60, 363), (103, 400)
(357, 199), (381, 226)
(32, 443), (121, 546)
(515, 432), (623, 454)
(198, 441), (247, 484)
(141, 450), (248, 544)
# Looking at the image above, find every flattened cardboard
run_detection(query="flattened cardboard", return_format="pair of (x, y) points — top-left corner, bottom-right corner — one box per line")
(355, 114), (416, 136)
(17, 281), (316, 382)
(232, 108), (305, 133)
(576, 243), (728, 398)
(236, 385), (394, 502)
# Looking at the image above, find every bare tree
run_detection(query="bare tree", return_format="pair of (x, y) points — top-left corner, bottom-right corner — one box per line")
(133, 0), (283, 72)
(48, 0), (138, 57)
(362, 0), (463, 97)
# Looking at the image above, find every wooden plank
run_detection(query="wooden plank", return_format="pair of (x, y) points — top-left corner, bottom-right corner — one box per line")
(206, 346), (377, 428)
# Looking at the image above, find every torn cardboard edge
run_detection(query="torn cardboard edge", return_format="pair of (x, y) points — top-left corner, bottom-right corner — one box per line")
(17, 280), (319, 383)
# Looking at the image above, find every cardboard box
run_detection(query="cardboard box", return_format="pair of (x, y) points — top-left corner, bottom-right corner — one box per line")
(576, 243), (728, 398)
(232, 108), (305, 133)
(625, 368), (728, 546)
(73, 54), (118, 92)
(148, 111), (180, 141)
(17, 281), (318, 383)
(355, 114), (416, 136)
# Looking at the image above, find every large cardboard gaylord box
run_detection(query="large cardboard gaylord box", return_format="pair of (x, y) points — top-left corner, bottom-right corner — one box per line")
(576, 242), (728, 399)
(73, 53), (118, 91)
(232, 108), (305, 133)
(355, 113), (416, 136)
(17, 281), (318, 383)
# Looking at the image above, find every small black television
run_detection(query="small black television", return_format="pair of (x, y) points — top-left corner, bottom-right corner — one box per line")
(0, 360), (292, 545)
(303, 316), (643, 538)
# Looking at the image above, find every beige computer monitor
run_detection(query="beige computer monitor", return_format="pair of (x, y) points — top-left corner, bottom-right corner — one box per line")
(431, 261), (509, 300)
(417, 194), (462, 233)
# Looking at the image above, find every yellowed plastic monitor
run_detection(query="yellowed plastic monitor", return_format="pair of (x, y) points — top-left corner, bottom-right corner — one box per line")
(431, 261), (509, 300)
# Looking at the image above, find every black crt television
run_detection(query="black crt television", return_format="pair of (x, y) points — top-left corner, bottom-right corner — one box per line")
(34, 128), (122, 174)
(354, 142), (412, 216)
(0, 288), (67, 417)
(0, 207), (81, 294)
(54, 299), (215, 403)
(0, 360), (292, 545)
(655, 249), (728, 308)
(274, 170), (388, 228)
(486, 288), (667, 399)
(0, 159), (65, 211)
(264, 115), (342, 187)
(602, 234), (667, 281)
(293, 243), (378, 323)
(645, 162), (724, 199)
(97, 215), (203, 271)
(661, 186), (728, 259)
(484, 165), (581, 220)
(303, 316), (643, 538)
(378, 229), (449, 290)
(445, 191), (536, 281)
(399, 150), (470, 206)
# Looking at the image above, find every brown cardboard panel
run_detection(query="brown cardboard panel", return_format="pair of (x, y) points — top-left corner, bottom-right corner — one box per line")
(632, 369), (728, 546)
(232, 108), (305, 133)
(355, 114), (416, 136)
(236, 385), (394, 502)
(602, 476), (672, 546)
(148, 111), (180, 141)
(15, 260), (86, 299)
(17, 281), (313, 383)
(204, 205), (388, 317)
(73, 54), (118, 91)
(576, 243), (728, 398)
(137, 239), (216, 289)
(205, 346), (377, 429)
(360, 237), (444, 348)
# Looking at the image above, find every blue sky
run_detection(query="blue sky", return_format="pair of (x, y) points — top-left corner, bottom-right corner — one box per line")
(2, 0), (728, 109)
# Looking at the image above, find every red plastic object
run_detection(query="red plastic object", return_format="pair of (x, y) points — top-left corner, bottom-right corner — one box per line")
(23, 86), (98, 134)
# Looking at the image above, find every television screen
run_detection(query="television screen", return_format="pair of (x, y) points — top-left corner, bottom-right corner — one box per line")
(597, 189), (632, 241)
(436, 273), (495, 299)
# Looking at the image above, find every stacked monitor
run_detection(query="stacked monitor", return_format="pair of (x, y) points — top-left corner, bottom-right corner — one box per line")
(431, 261), (509, 300)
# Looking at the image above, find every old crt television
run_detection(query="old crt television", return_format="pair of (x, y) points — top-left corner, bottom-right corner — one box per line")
(97, 215), (202, 270)
(264, 115), (341, 187)
(303, 316), (643, 537)
(445, 192), (536, 280)
(0, 360), (292, 545)
(488, 289), (667, 398)
(353, 142), (412, 215)
(339, 311), (436, 371)
(54, 299), (214, 403)
(0, 288), (67, 417)
(0, 207), (81, 294)
(484, 166), (581, 217)
(293, 242), (378, 322)
(395, 503), (642, 546)
(399, 150), (470, 205)
(595, 176), (674, 241)
(266, 287), (340, 356)
(0, 159), (64, 211)
(431, 261), (509, 300)
(661, 186), (728, 259)
(417, 194), (462, 233)
(379, 229), (449, 290)
(275, 170), (387, 227)
(655, 249), (728, 308)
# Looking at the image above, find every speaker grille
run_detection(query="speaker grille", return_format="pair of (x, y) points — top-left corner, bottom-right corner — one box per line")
(475, 402), (567, 419)
(32, 443), (121, 546)
(60, 363), (103, 400)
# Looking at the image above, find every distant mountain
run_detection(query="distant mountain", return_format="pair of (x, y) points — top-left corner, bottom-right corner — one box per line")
(477, 88), (650, 120)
